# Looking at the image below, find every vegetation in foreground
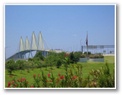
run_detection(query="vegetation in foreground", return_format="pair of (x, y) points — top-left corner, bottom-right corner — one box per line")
(5, 51), (115, 88)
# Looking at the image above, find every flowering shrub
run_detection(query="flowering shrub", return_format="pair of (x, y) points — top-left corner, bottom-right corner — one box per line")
(6, 63), (114, 88)
(7, 77), (28, 88)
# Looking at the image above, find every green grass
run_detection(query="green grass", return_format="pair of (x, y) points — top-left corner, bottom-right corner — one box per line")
(104, 56), (115, 63)
(5, 56), (115, 87)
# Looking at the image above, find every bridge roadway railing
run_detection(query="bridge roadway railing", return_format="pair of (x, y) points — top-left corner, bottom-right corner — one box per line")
(6, 49), (49, 61)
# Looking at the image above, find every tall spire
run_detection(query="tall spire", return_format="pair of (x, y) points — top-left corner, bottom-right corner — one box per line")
(86, 32), (88, 47)
(38, 32), (44, 50)
(25, 36), (30, 50)
(31, 32), (37, 50)
(19, 36), (25, 51)
(86, 31), (88, 59)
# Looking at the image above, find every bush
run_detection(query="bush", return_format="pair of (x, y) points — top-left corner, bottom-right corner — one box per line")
(45, 52), (64, 67)
(56, 59), (62, 68)
(5, 59), (17, 75)
(98, 63), (114, 87)
(16, 60), (26, 71)
(69, 52), (75, 63)
(34, 51), (44, 61)
(80, 54), (86, 58)
(69, 52), (82, 63)
(34, 59), (42, 68)
(6, 63), (114, 88)
(84, 52), (91, 55)
(88, 63), (114, 87)
(89, 54), (104, 58)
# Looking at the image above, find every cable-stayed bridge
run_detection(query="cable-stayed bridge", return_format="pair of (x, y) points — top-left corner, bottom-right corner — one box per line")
(6, 32), (115, 61)
(6, 32), (49, 61)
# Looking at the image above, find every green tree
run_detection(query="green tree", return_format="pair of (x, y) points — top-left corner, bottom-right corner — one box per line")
(33, 59), (42, 68)
(16, 60), (26, 73)
(84, 51), (91, 55)
(5, 59), (17, 75)
(56, 59), (62, 68)
(73, 52), (82, 62)
(45, 52), (65, 68)
(69, 52), (75, 63)
(34, 51), (44, 61)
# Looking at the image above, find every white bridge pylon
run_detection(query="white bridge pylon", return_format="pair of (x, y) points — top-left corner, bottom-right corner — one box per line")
(19, 37), (25, 51)
(25, 36), (30, 50)
(31, 32), (38, 50)
(19, 32), (45, 52)
(38, 32), (44, 50)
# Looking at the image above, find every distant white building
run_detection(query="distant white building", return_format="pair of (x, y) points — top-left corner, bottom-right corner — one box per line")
(50, 49), (64, 53)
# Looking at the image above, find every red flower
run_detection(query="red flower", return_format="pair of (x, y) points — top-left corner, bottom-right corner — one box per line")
(21, 78), (26, 82)
(7, 82), (11, 87)
(60, 75), (64, 80)
(19, 78), (26, 82)
(48, 73), (50, 78)
(72, 76), (77, 80)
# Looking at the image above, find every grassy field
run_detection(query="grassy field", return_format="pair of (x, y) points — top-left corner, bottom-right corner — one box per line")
(5, 56), (115, 87)
(104, 56), (115, 63)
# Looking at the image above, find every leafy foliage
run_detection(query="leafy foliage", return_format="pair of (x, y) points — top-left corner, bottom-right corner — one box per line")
(5, 51), (114, 88)
(69, 52), (82, 63)
(88, 63), (114, 87)
(6, 59), (17, 75)
(45, 52), (64, 67)
(89, 54), (104, 58)
(6, 63), (114, 88)
(34, 51), (44, 61)
(16, 60), (26, 70)
(56, 59), (62, 68)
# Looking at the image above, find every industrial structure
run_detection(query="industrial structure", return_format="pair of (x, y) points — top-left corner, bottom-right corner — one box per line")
(81, 45), (114, 54)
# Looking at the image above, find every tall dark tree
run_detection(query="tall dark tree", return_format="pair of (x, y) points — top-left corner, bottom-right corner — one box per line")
(69, 52), (75, 63)
(34, 51), (44, 61)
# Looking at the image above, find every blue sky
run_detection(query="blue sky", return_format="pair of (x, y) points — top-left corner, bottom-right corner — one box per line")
(5, 5), (115, 58)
